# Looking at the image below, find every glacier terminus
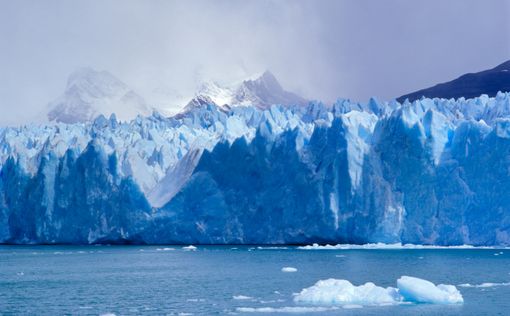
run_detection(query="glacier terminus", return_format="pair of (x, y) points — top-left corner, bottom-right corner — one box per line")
(1, 70), (510, 246)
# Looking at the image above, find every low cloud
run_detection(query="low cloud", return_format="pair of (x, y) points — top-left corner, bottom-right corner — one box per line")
(0, 0), (509, 125)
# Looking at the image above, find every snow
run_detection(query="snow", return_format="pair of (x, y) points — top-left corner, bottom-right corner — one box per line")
(182, 245), (197, 251)
(281, 267), (297, 273)
(294, 276), (463, 306)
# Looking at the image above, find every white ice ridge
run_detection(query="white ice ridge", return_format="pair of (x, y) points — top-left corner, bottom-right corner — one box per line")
(236, 306), (340, 313)
(458, 282), (510, 288)
(233, 295), (254, 300)
(281, 267), (298, 273)
(293, 276), (463, 306)
(182, 245), (197, 251)
(298, 243), (500, 250)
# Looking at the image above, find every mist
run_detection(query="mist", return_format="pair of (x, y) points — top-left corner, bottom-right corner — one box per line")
(0, 0), (509, 125)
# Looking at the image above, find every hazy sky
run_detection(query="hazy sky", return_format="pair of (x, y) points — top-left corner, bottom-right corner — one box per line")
(1, 0), (509, 125)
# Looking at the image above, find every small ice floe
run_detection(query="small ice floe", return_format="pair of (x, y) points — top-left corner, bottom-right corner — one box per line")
(182, 245), (197, 251)
(16, 272), (24, 276)
(293, 276), (463, 306)
(186, 298), (205, 302)
(418, 256), (424, 259)
(257, 246), (288, 250)
(281, 267), (298, 273)
(335, 254), (346, 258)
(99, 313), (116, 316)
(233, 295), (254, 300)
(298, 243), (495, 250)
(259, 299), (285, 304)
(156, 247), (175, 251)
(458, 282), (510, 288)
(236, 306), (339, 313)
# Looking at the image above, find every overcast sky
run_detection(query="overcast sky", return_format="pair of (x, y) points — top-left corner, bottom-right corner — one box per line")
(1, 0), (509, 125)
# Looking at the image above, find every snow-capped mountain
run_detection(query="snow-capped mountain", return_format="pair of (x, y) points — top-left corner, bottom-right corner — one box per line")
(190, 71), (308, 110)
(3, 87), (510, 245)
(234, 71), (308, 108)
(46, 68), (151, 123)
(45, 69), (308, 123)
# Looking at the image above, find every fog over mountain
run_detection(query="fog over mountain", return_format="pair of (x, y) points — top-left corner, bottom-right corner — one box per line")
(0, 0), (509, 125)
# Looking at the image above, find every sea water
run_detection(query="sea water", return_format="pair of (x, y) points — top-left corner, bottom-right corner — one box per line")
(1, 246), (509, 315)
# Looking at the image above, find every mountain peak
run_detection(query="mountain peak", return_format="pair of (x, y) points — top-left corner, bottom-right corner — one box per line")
(398, 59), (510, 102)
(47, 67), (150, 124)
(234, 70), (307, 109)
(493, 59), (510, 72)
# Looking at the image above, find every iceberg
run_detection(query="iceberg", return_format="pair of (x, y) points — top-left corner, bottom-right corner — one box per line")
(294, 276), (463, 306)
(397, 276), (463, 304)
(294, 279), (400, 306)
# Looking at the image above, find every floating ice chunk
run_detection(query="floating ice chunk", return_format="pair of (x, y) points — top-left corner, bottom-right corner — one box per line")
(182, 245), (197, 251)
(342, 304), (363, 309)
(298, 243), (497, 250)
(233, 295), (254, 300)
(294, 276), (463, 306)
(458, 282), (510, 288)
(294, 279), (400, 306)
(397, 276), (463, 304)
(281, 267), (297, 273)
(236, 306), (339, 313)
(156, 247), (175, 251)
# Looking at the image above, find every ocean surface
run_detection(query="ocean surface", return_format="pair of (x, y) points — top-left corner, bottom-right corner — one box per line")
(1, 245), (509, 315)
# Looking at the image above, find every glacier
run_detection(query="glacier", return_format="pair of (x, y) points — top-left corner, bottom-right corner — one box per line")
(2, 92), (510, 245)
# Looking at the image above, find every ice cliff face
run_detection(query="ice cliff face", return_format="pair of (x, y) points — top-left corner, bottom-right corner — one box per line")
(2, 92), (510, 245)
